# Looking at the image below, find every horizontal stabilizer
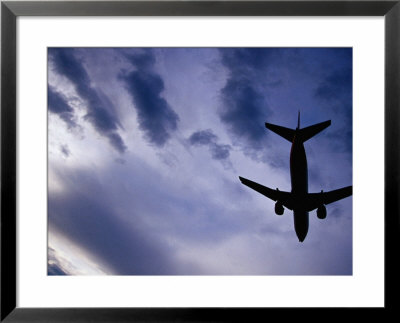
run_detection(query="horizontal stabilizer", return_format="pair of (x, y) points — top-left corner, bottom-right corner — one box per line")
(265, 123), (295, 142)
(299, 120), (331, 142)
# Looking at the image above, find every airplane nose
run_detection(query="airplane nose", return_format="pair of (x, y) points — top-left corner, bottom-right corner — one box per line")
(294, 213), (309, 242)
(296, 231), (307, 242)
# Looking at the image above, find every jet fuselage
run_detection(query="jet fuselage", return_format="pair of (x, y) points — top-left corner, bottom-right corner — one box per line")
(239, 115), (352, 242)
(290, 131), (309, 242)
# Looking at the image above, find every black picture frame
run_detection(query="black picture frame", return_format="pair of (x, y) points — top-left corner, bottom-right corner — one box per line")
(1, 1), (399, 321)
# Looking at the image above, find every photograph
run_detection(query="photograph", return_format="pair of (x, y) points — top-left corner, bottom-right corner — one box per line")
(3, 0), (398, 320)
(47, 47), (353, 276)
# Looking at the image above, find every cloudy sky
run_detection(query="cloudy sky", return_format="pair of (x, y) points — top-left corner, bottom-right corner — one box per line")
(47, 48), (352, 275)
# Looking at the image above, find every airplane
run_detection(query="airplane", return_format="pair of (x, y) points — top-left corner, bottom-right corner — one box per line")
(239, 112), (352, 242)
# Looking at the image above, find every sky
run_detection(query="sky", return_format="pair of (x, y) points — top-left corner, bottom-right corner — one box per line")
(47, 47), (352, 275)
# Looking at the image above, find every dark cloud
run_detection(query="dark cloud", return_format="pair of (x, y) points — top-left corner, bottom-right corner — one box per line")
(107, 132), (127, 154)
(48, 263), (67, 276)
(60, 144), (70, 158)
(315, 68), (352, 102)
(48, 87), (77, 128)
(218, 48), (353, 154)
(219, 48), (277, 72)
(324, 125), (352, 154)
(210, 143), (231, 160)
(49, 48), (126, 153)
(315, 65), (353, 153)
(125, 50), (156, 70)
(220, 79), (267, 146)
(189, 129), (231, 161)
(218, 49), (277, 150)
(314, 49), (352, 115)
(189, 129), (217, 145)
(119, 50), (179, 147)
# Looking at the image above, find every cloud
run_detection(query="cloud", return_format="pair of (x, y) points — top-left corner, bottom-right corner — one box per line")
(315, 68), (352, 102)
(189, 129), (231, 161)
(60, 144), (71, 158)
(119, 49), (179, 147)
(218, 49), (278, 150)
(314, 65), (353, 153)
(220, 48), (277, 71)
(48, 264), (68, 276)
(48, 243), (109, 275)
(47, 247), (69, 275)
(49, 48), (126, 153)
(48, 86), (77, 128)
(48, 48), (352, 276)
(220, 80), (266, 146)
(217, 48), (353, 156)
(48, 170), (179, 275)
(313, 49), (352, 115)
(189, 129), (218, 145)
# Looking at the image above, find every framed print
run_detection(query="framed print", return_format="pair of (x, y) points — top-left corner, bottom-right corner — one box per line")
(1, 1), (399, 321)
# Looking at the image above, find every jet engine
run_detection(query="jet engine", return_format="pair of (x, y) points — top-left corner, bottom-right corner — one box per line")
(317, 205), (327, 219)
(275, 202), (284, 215)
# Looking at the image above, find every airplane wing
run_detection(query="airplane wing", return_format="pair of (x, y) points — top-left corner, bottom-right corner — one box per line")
(306, 186), (352, 211)
(239, 176), (293, 210)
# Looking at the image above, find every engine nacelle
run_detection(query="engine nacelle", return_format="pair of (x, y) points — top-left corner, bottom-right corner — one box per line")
(317, 205), (327, 219)
(275, 202), (284, 215)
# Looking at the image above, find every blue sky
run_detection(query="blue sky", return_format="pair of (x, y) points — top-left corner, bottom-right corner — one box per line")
(47, 48), (352, 275)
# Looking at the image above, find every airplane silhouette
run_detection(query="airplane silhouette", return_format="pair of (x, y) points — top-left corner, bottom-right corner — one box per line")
(239, 112), (352, 242)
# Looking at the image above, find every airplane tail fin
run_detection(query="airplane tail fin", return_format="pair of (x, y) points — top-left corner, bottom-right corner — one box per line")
(265, 117), (331, 143)
(299, 120), (331, 142)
